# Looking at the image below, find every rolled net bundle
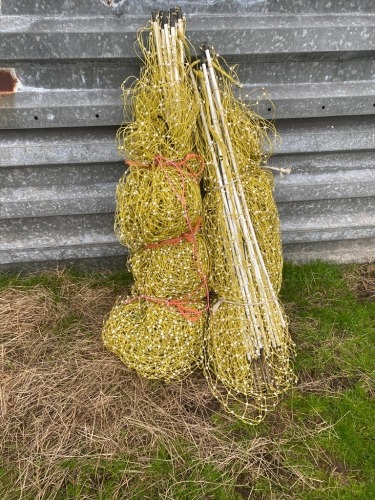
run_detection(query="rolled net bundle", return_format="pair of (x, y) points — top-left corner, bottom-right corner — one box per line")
(190, 46), (295, 423)
(102, 298), (206, 382)
(103, 11), (210, 383)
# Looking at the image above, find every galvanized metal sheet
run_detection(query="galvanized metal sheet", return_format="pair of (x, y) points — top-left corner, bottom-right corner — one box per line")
(0, 3), (374, 268)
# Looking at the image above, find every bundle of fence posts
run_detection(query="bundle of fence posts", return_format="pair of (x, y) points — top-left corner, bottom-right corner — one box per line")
(192, 46), (296, 423)
(102, 8), (296, 424)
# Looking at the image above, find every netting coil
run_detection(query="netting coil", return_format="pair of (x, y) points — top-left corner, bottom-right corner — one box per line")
(103, 14), (210, 383)
(102, 298), (206, 382)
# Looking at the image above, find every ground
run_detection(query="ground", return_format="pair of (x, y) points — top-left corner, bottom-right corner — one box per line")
(0, 261), (374, 499)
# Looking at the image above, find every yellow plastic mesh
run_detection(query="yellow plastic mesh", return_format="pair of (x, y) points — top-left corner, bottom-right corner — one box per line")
(191, 49), (296, 424)
(102, 298), (206, 382)
(130, 233), (210, 300)
(116, 25), (199, 162)
(102, 14), (209, 383)
(114, 164), (202, 251)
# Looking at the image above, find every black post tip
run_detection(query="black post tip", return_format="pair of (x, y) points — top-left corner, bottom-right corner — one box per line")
(175, 6), (182, 20)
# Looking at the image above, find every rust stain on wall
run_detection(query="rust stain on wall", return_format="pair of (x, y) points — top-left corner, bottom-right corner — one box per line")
(0, 69), (20, 93)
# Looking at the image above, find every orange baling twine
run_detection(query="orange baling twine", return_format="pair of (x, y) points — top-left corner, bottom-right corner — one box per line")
(145, 216), (202, 249)
(126, 153), (205, 179)
(118, 295), (203, 323)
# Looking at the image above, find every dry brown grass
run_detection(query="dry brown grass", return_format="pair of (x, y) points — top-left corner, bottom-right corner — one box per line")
(345, 262), (375, 302)
(0, 271), (332, 499)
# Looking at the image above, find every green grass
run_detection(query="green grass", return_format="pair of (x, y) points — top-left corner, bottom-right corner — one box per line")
(0, 267), (133, 297)
(1, 261), (374, 499)
(279, 262), (375, 498)
(54, 447), (242, 500)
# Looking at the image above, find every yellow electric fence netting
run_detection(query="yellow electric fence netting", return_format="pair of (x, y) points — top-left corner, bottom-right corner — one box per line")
(102, 299), (206, 383)
(102, 9), (295, 422)
(103, 9), (209, 382)
(192, 46), (296, 423)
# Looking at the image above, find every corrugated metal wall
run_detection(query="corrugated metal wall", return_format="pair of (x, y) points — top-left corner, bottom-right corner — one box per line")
(1, 0), (374, 269)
